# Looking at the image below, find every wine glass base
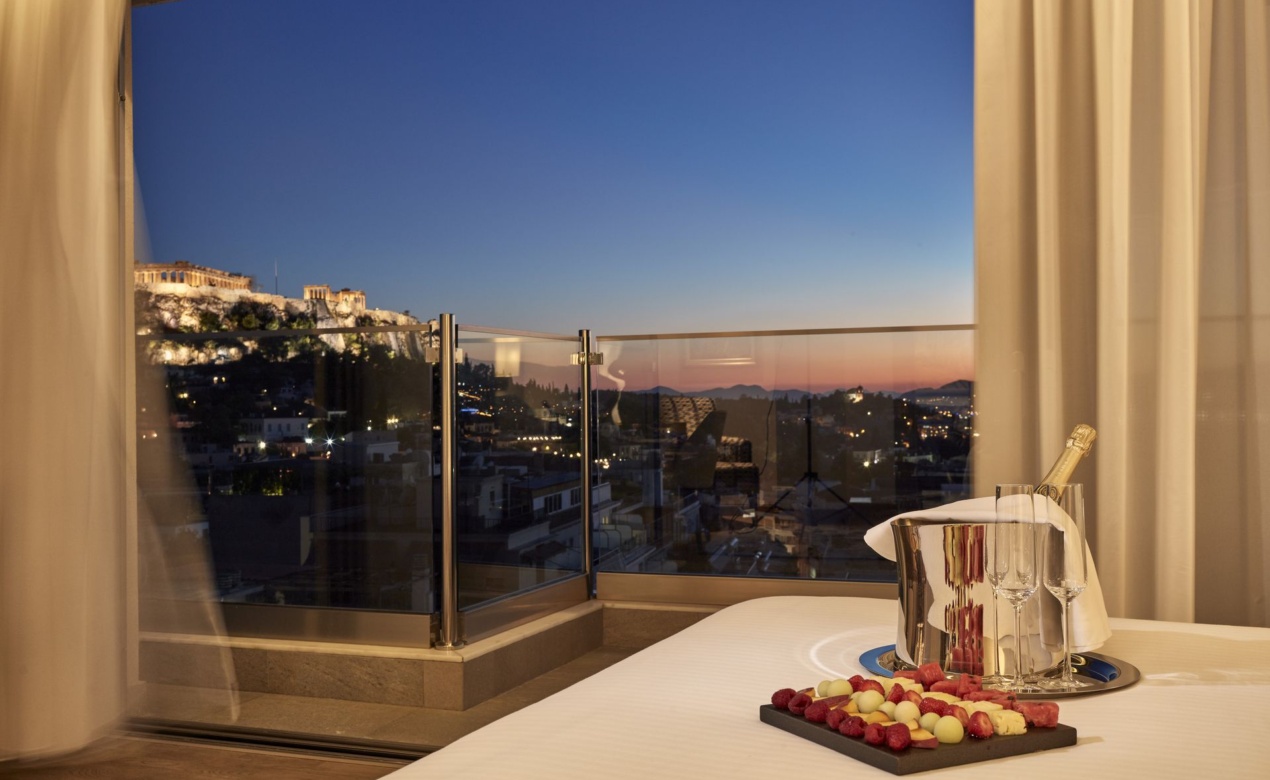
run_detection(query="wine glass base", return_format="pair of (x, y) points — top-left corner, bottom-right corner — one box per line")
(980, 676), (1012, 691)
(1036, 676), (1094, 691)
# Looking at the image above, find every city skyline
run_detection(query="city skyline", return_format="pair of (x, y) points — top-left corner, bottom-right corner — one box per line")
(132, 0), (973, 384)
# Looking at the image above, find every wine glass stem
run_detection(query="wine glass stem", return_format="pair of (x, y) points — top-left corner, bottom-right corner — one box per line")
(1062, 599), (1073, 684)
(991, 596), (1000, 677)
(1013, 604), (1025, 689)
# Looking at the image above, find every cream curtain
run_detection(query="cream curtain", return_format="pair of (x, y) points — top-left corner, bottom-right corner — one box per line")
(0, 0), (131, 759)
(975, 0), (1270, 626)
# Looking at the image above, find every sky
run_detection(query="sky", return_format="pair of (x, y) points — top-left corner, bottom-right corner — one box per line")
(132, 0), (973, 380)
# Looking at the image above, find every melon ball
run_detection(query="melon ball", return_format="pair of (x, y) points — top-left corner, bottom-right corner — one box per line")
(857, 690), (885, 714)
(893, 701), (921, 724)
(934, 715), (966, 744)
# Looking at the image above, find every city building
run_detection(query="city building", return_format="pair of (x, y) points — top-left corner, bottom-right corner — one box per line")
(240, 415), (310, 443)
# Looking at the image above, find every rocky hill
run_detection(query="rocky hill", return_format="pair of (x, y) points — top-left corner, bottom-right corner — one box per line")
(136, 284), (427, 364)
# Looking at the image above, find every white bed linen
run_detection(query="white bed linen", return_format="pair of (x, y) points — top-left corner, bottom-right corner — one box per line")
(386, 596), (1270, 779)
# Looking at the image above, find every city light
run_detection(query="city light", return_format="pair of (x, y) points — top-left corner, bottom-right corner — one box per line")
(133, 273), (973, 596)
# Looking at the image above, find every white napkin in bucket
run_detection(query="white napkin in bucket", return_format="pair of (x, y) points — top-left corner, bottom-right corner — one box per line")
(865, 496), (1112, 652)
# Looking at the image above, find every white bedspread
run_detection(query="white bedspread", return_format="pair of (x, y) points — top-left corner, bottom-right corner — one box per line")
(385, 596), (1270, 779)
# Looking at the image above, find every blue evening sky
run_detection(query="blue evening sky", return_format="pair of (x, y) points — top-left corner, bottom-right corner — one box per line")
(132, 0), (973, 337)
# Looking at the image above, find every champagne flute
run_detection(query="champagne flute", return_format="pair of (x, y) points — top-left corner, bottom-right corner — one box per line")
(1040, 484), (1092, 690)
(981, 522), (1009, 689)
(993, 484), (1043, 693)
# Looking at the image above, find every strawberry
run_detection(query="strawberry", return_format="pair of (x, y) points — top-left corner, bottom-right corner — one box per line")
(968, 711), (994, 739)
(886, 682), (906, 704)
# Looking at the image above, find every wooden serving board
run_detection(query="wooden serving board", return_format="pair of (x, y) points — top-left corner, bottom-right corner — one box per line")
(759, 705), (1077, 775)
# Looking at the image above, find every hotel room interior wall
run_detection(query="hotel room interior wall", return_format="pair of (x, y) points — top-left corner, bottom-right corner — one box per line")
(0, 0), (132, 759)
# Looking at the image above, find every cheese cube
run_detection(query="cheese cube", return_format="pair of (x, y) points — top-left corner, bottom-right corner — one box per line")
(988, 709), (1027, 736)
(960, 701), (1004, 714)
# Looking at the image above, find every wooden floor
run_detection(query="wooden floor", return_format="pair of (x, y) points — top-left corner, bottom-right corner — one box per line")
(0, 736), (407, 780)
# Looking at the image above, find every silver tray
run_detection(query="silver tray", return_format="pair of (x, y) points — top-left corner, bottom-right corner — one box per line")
(859, 644), (1141, 699)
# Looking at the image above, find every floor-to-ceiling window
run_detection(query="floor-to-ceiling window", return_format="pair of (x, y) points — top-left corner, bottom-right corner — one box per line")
(128, 0), (973, 745)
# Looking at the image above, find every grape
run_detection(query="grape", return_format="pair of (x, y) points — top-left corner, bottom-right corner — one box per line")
(893, 701), (921, 724)
(816, 679), (833, 697)
(934, 715), (966, 744)
(826, 678), (854, 697)
(919, 712), (941, 732)
(857, 690), (885, 714)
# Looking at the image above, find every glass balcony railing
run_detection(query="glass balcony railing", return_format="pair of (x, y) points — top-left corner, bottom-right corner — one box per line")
(454, 326), (588, 611)
(135, 298), (973, 645)
(592, 326), (975, 583)
(136, 319), (437, 621)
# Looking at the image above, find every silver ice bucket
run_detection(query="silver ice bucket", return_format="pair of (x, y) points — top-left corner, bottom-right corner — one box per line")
(891, 517), (1060, 676)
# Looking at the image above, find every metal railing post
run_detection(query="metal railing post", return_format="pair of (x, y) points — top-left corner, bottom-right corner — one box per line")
(578, 329), (594, 596)
(436, 313), (463, 648)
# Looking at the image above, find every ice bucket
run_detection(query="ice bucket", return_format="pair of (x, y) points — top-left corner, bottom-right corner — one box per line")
(891, 517), (1060, 676)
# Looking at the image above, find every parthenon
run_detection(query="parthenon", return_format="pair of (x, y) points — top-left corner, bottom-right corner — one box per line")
(134, 260), (254, 290)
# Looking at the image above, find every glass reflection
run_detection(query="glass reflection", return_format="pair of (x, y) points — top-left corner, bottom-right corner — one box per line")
(591, 328), (974, 581)
(136, 305), (436, 615)
(454, 330), (586, 609)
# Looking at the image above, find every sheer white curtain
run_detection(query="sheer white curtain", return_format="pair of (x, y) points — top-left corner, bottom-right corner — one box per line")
(975, 0), (1270, 626)
(0, 0), (130, 759)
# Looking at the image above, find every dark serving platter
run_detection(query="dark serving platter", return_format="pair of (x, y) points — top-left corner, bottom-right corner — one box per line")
(760, 705), (1077, 775)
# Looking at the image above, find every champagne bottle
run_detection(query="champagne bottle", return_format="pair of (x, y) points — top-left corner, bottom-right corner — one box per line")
(1035, 424), (1096, 499)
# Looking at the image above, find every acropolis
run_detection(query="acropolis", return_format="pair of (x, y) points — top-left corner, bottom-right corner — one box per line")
(135, 261), (367, 312)
(134, 260), (253, 290)
(303, 284), (367, 312)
